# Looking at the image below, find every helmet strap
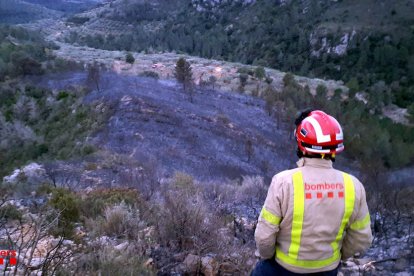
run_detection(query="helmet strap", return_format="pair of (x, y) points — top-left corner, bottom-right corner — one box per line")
(296, 147), (304, 159)
(297, 148), (336, 162)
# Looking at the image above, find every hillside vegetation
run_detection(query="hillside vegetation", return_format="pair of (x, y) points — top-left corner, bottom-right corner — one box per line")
(0, 25), (57, 80)
(64, 0), (414, 110)
(0, 26), (109, 177)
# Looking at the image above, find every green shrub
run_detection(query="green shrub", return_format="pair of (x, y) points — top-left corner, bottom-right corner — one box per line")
(49, 188), (80, 238)
(4, 109), (13, 122)
(81, 144), (96, 155)
(153, 172), (226, 252)
(126, 52), (135, 64)
(333, 88), (343, 99)
(96, 258), (153, 276)
(79, 188), (143, 219)
(157, 186), (221, 252)
(25, 86), (44, 99)
(36, 183), (54, 195)
(56, 91), (70, 101)
(34, 143), (49, 157)
(394, 86), (414, 108)
(0, 204), (22, 221)
(237, 67), (254, 76)
(0, 89), (17, 108)
(75, 108), (88, 122)
(67, 246), (154, 276)
(346, 77), (359, 96)
(139, 71), (159, 79)
(172, 172), (194, 191)
(102, 203), (132, 237)
(254, 66), (266, 80)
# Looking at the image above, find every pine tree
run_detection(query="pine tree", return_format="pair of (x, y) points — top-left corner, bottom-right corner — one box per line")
(125, 52), (135, 64)
(174, 57), (194, 102)
(254, 66), (265, 81)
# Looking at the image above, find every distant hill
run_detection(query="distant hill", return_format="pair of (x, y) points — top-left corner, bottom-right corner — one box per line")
(62, 0), (414, 109)
(24, 0), (106, 14)
(0, 0), (105, 24)
(0, 0), (61, 23)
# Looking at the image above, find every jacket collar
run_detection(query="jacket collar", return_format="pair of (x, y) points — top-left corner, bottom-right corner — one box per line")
(296, 157), (333, 169)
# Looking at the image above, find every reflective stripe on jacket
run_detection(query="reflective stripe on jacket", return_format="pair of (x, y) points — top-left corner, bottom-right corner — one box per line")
(254, 158), (372, 274)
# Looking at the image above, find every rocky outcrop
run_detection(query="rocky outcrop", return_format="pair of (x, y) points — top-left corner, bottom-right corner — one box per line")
(3, 163), (49, 185)
(310, 30), (357, 58)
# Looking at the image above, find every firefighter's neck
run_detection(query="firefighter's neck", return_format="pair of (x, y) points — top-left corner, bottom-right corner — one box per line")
(297, 157), (333, 168)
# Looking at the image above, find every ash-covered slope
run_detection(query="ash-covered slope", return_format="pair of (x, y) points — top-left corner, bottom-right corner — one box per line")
(31, 71), (297, 181)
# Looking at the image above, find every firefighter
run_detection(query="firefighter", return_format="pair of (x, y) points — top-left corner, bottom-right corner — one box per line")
(252, 110), (372, 275)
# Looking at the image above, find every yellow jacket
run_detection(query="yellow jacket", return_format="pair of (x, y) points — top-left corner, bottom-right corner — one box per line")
(254, 158), (372, 273)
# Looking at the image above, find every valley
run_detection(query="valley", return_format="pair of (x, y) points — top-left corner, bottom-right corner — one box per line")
(0, 0), (413, 275)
